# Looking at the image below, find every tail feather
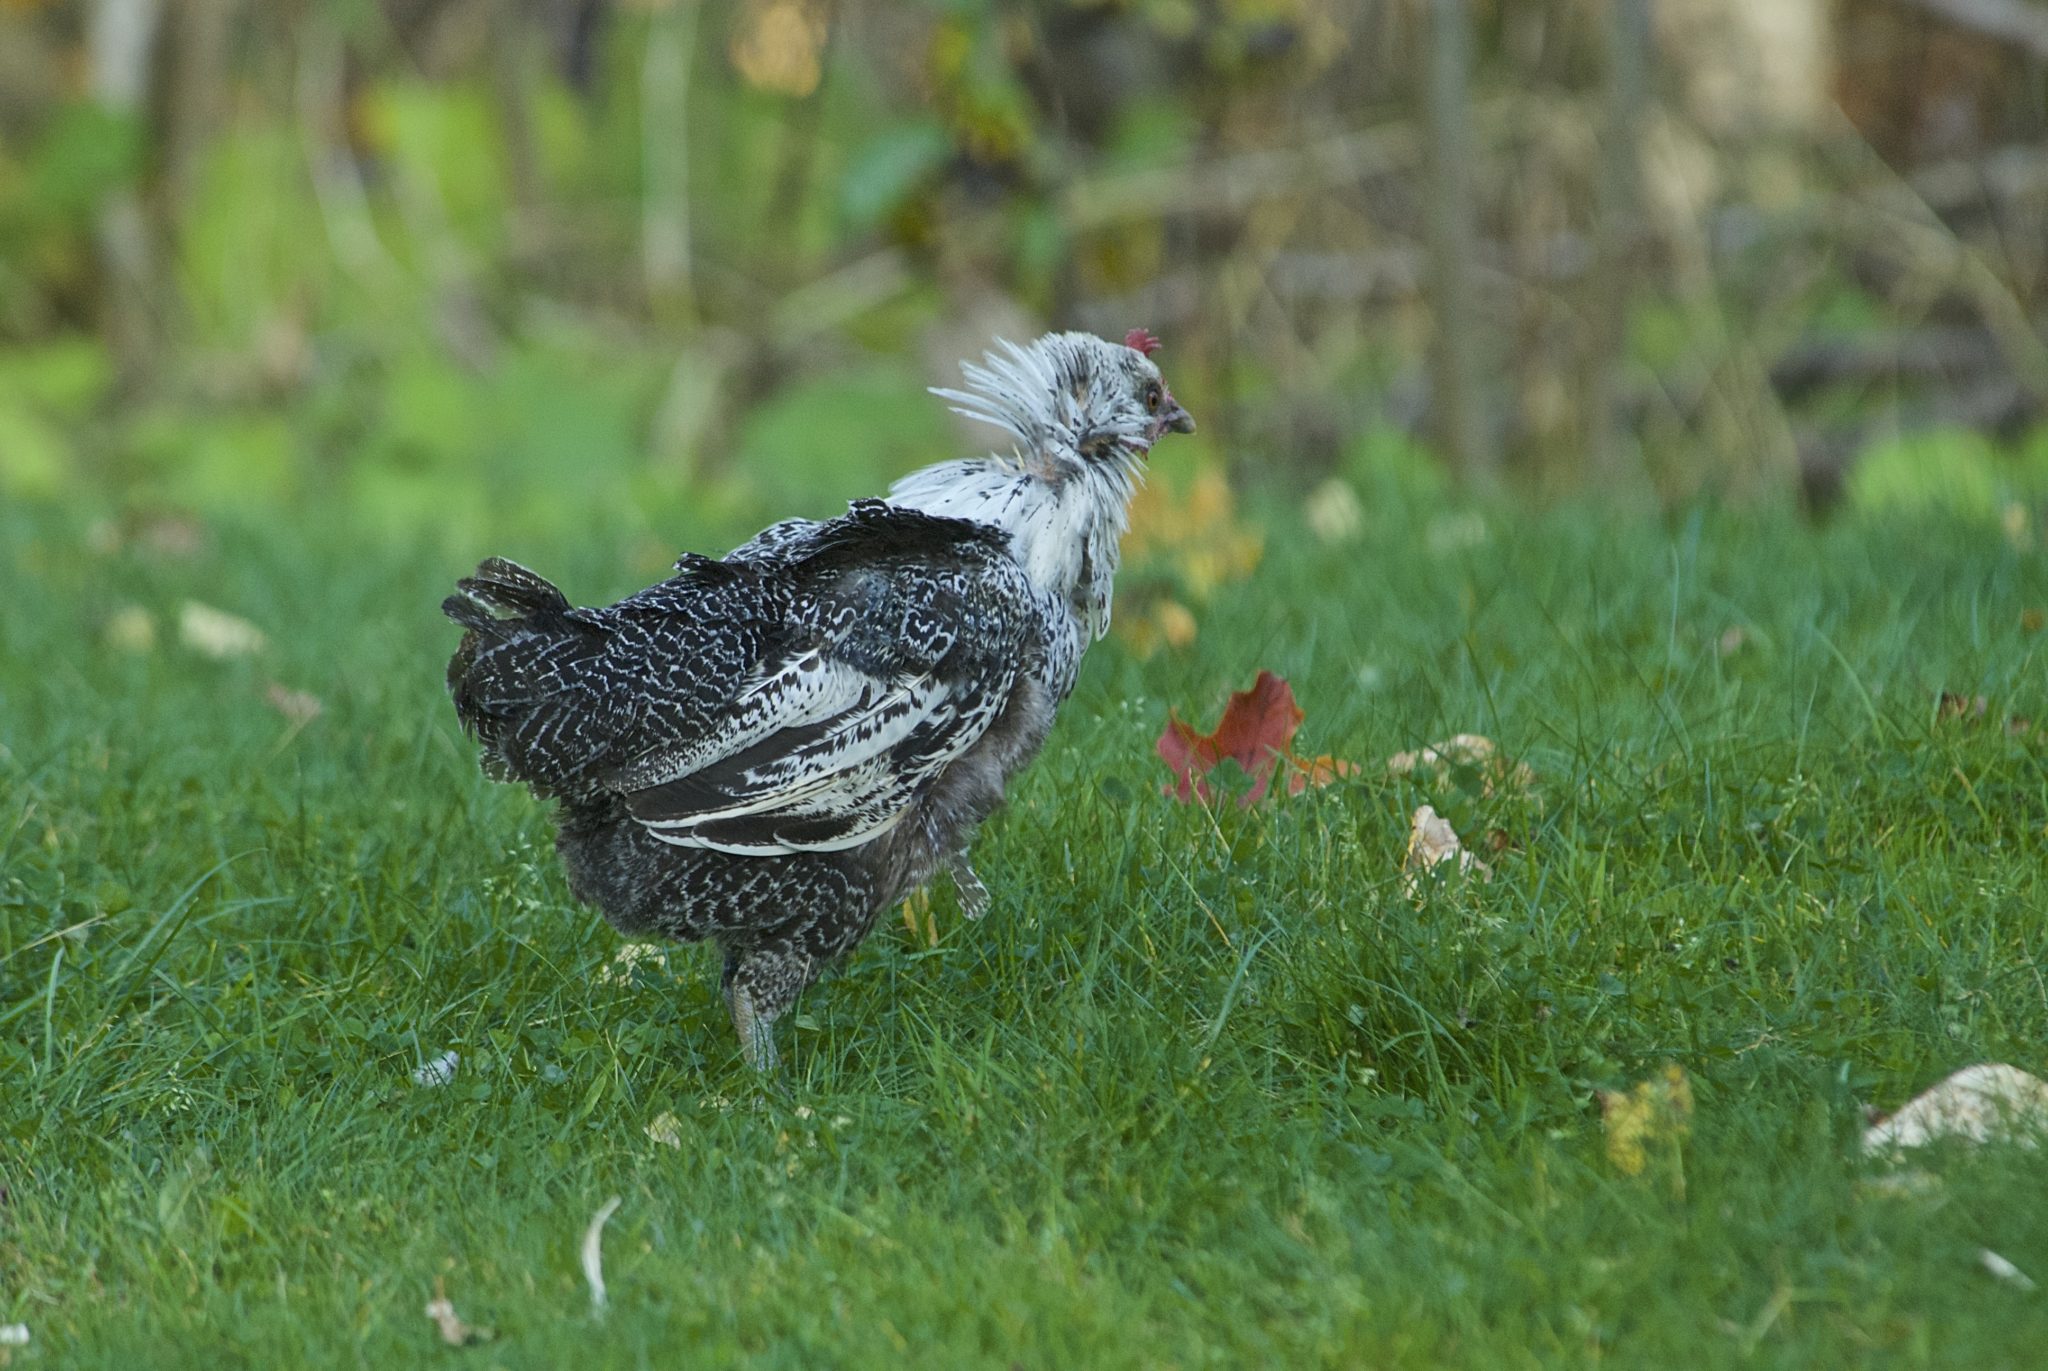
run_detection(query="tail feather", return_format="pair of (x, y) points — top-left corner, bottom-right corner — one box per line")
(443, 559), (604, 796)
(443, 557), (572, 629)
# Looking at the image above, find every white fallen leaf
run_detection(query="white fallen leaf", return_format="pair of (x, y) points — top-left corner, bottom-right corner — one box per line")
(645, 1111), (683, 1149)
(598, 942), (670, 985)
(1980, 1249), (2037, 1292)
(423, 1281), (492, 1345)
(1401, 804), (1490, 900)
(179, 601), (267, 658)
(582, 1195), (623, 1312)
(0, 1324), (27, 1346)
(1303, 477), (1364, 545)
(264, 682), (323, 726)
(1862, 1063), (2048, 1154)
(411, 1051), (460, 1088)
(1387, 734), (1537, 796)
(1857, 1168), (1943, 1201)
(1425, 510), (1488, 555)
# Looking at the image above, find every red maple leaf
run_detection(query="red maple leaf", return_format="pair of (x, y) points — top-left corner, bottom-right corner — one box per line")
(1157, 671), (1353, 806)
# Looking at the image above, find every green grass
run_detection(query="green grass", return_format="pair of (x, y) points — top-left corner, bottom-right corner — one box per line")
(6, 490), (2048, 1367)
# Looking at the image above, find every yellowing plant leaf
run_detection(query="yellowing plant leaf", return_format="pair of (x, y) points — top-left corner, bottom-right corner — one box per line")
(1118, 597), (1200, 659)
(899, 887), (938, 946)
(1601, 1064), (1694, 1178)
(1116, 465), (1263, 654)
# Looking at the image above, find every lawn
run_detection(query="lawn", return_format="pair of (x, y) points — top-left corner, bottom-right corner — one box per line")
(4, 484), (2048, 1367)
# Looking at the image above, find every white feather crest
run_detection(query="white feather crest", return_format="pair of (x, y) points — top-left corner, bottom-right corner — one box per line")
(929, 332), (1145, 458)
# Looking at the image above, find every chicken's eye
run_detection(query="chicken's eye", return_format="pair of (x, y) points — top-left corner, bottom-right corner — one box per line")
(1143, 383), (1162, 413)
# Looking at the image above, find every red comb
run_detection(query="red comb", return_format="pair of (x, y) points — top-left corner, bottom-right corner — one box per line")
(1124, 327), (1161, 356)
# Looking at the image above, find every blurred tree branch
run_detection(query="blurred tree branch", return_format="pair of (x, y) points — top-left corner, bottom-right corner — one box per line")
(1893, 0), (2048, 59)
(1589, 0), (1650, 489)
(642, 0), (700, 321)
(1425, 0), (1485, 476)
(89, 0), (163, 389)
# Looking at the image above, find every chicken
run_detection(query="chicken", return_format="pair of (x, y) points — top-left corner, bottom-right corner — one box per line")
(443, 330), (1194, 1068)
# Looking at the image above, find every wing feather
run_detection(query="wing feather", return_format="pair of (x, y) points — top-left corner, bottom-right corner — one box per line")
(523, 500), (1044, 857)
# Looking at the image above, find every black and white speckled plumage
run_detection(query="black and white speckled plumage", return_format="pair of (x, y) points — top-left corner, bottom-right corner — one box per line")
(444, 330), (1192, 1067)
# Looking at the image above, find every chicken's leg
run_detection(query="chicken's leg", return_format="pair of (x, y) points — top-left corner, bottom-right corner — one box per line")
(721, 946), (813, 1071)
(946, 851), (990, 921)
(728, 983), (778, 1072)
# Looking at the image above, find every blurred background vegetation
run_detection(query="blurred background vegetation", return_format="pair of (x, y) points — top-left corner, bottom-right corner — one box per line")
(2, 0), (2046, 572)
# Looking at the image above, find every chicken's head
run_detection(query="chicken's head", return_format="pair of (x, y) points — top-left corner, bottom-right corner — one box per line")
(930, 329), (1195, 475)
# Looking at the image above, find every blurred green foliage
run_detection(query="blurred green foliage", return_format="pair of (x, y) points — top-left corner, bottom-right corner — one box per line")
(0, 0), (2043, 539)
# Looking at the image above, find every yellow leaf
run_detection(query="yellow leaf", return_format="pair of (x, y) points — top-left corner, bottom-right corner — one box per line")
(1121, 465), (1263, 603)
(1601, 1065), (1694, 1177)
(103, 605), (155, 654)
(730, 0), (828, 98)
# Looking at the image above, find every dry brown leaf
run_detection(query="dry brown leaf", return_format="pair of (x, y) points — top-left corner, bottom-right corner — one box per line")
(1862, 1063), (2048, 1154)
(1938, 692), (1989, 722)
(1158, 672), (1356, 807)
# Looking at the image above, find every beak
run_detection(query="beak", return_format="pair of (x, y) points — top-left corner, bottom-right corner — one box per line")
(1163, 402), (1196, 435)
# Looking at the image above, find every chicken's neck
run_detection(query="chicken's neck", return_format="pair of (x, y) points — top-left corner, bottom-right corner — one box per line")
(885, 453), (1142, 639)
